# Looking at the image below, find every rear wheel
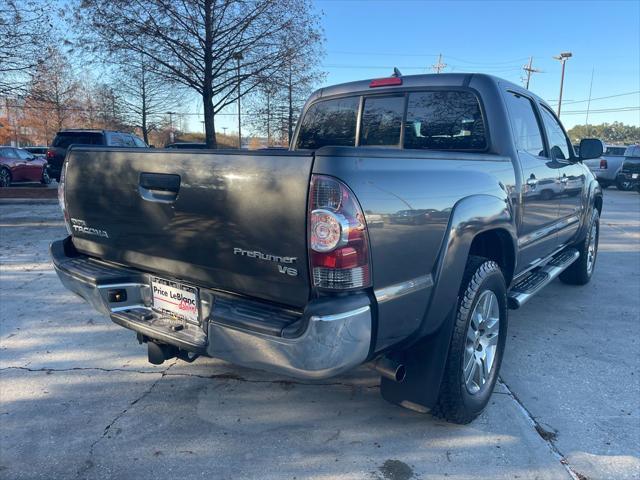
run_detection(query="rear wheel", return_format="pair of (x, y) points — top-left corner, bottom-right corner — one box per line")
(0, 167), (11, 188)
(432, 256), (508, 424)
(41, 168), (51, 185)
(560, 209), (599, 285)
(616, 176), (634, 191)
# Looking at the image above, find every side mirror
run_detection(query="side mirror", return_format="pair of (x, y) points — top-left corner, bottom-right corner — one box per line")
(579, 138), (604, 160)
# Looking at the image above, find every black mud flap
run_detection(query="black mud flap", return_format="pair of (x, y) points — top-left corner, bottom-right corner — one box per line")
(380, 307), (456, 413)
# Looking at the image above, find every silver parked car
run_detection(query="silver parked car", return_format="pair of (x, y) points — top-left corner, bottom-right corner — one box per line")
(582, 144), (628, 189)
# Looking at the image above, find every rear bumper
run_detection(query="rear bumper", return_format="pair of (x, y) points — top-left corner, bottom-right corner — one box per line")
(617, 171), (640, 186)
(51, 237), (373, 379)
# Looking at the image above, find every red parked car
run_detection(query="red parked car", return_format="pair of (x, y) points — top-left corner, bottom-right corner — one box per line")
(0, 147), (51, 187)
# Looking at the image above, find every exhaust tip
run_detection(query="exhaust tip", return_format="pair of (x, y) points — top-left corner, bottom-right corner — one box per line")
(370, 357), (406, 383)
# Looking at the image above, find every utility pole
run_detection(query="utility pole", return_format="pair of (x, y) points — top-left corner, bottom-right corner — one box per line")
(232, 52), (243, 148)
(222, 127), (228, 136)
(166, 111), (176, 143)
(553, 52), (572, 117)
(431, 53), (446, 74)
(522, 56), (542, 89)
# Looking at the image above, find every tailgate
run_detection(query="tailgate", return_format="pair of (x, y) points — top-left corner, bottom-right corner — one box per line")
(64, 147), (314, 308)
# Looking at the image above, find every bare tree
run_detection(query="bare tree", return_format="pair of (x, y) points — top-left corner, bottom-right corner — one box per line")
(25, 46), (80, 131)
(111, 55), (184, 144)
(246, 7), (325, 145)
(0, 0), (50, 94)
(75, 0), (321, 148)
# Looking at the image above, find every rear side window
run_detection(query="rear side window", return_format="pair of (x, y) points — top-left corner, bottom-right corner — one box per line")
(296, 97), (359, 149)
(53, 132), (103, 148)
(404, 91), (486, 151)
(360, 96), (404, 147)
(504, 92), (546, 157)
(605, 146), (626, 156)
(0, 148), (18, 158)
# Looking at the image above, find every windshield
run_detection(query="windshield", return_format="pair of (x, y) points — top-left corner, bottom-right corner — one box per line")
(53, 132), (103, 148)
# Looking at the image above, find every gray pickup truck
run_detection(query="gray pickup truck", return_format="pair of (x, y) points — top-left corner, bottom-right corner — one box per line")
(51, 73), (603, 424)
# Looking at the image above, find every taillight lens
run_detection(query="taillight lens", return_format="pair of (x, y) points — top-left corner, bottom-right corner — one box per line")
(58, 160), (71, 235)
(309, 175), (371, 290)
(600, 159), (608, 169)
(46, 149), (54, 159)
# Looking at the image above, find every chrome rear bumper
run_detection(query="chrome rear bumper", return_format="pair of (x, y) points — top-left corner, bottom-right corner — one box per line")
(51, 238), (372, 379)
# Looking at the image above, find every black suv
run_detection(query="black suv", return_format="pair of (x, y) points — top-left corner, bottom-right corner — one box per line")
(47, 130), (148, 181)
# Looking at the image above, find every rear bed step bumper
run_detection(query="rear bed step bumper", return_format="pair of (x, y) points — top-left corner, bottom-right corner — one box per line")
(51, 237), (373, 379)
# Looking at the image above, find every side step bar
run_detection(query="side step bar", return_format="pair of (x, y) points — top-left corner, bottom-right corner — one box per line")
(508, 248), (580, 309)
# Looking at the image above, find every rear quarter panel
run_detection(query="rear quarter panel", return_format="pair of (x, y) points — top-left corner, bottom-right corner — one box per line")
(312, 148), (517, 351)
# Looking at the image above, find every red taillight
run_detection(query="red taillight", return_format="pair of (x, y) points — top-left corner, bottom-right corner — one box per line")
(369, 77), (402, 88)
(58, 160), (71, 235)
(46, 149), (54, 159)
(308, 175), (371, 290)
(600, 159), (608, 169)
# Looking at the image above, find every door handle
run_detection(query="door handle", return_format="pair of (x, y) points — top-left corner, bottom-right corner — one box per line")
(139, 172), (180, 203)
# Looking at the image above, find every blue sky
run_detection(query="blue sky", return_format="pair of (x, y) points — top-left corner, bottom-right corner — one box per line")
(217, 0), (640, 132)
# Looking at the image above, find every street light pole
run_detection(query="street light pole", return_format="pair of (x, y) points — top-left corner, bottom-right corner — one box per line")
(232, 52), (243, 148)
(553, 52), (572, 117)
(166, 111), (176, 143)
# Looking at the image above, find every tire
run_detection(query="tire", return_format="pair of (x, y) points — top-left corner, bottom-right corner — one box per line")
(0, 167), (11, 188)
(598, 181), (609, 190)
(432, 256), (508, 424)
(560, 209), (599, 285)
(41, 168), (51, 185)
(616, 177), (633, 191)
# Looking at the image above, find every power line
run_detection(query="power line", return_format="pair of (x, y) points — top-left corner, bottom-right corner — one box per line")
(547, 90), (640, 106)
(328, 50), (531, 66)
(561, 106), (640, 115)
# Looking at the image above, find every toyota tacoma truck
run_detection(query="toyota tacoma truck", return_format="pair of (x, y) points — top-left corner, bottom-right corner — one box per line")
(51, 73), (604, 424)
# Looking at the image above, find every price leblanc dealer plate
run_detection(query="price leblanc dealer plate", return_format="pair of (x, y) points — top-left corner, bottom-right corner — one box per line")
(151, 277), (199, 323)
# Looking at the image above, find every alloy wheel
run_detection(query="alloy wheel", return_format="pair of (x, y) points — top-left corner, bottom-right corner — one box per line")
(586, 221), (598, 275)
(0, 169), (10, 188)
(463, 290), (500, 395)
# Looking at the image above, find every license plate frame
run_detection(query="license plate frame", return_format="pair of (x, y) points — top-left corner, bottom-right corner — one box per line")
(150, 276), (200, 324)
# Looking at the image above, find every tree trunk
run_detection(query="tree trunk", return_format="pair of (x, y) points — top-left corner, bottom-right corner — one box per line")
(266, 90), (271, 147)
(203, 0), (217, 148)
(141, 67), (148, 144)
(287, 64), (293, 144)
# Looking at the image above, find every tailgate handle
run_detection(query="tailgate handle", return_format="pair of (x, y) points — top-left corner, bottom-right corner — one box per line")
(139, 173), (180, 203)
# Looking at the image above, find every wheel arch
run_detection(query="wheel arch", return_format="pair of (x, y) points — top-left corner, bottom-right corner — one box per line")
(415, 194), (516, 340)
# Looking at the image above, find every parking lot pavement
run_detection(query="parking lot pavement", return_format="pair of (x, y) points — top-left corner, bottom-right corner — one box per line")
(0, 190), (638, 480)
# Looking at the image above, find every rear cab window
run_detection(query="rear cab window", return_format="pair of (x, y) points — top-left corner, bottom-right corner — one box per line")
(296, 97), (359, 149)
(405, 91), (486, 151)
(360, 96), (404, 146)
(53, 132), (104, 148)
(296, 89), (487, 152)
